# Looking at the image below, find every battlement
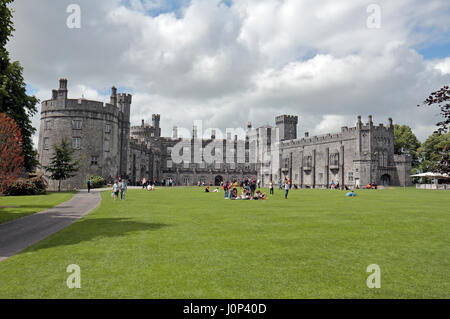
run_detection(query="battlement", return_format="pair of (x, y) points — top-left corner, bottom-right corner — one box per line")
(281, 115), (395, 148)
(276, 114), (298, 124)
(357, 115), (393, 131)
(117, 93), (132, 104)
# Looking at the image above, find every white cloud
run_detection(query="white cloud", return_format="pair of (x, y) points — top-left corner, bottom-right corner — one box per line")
(433, 57), (450, 75)
(7, 0), (450, 148)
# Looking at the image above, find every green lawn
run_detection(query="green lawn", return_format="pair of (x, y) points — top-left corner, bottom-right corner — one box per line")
(0, 187), (449, 298)
(0, 192), (76, 224)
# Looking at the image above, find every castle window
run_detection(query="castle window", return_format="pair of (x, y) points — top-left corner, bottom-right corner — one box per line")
(183, 176), (190, 185)
(104, 140), (110, 152)
(199, 161), (206, 169)
(348, 172), (354, 182)
(72, 137), (81, 149)
(91, 156), (98, 165)
(304, 156), (312, 167)
(330, 153), (339, 166)
(167, 160), (172, 168)
(183, 161), (190, 169)
(215, 162), (221, 170)
(43, 137), (49, 150)
(105, 124), (111, 133)
(45, 120), (52, 130)
(167, 147), (172, 155)
(72, 120), (83, 130)
(230, 163), (236, 170)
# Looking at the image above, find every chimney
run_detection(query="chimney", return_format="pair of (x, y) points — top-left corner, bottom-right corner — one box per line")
(59, 78), (67, 90)
(110, 86), (117, 106)
(52, 90), (58, 100)
(141, 119), (145, 127)
(368, 115), (373, 125)
(305, 132), (309, 138)
(388, 117), (393, 127)
(193, 125), (198, 138)
(173, 126), (178, 138)
(58, 78), (68, 100)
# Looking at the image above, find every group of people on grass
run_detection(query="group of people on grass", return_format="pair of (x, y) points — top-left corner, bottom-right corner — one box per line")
(141, 177), (176, 188)
(204, 177), (296, 200)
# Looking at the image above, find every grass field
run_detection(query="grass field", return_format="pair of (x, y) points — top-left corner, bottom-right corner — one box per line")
(0, 187), (449, 298)
(0, 192), (76, 224)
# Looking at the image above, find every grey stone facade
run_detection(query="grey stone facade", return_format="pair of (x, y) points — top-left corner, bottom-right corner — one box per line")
(38, 79), (131, 191)
(38, 79), (411, 190)
(259, 115), (412, 188)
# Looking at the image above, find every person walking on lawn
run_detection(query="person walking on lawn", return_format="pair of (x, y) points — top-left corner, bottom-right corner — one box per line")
(284, 179), (290, 199)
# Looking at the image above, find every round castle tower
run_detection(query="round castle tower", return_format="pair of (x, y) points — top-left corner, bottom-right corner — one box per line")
(38, 79), (132, 190)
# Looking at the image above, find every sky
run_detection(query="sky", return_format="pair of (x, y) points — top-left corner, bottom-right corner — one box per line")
(7, 0), (450, 147)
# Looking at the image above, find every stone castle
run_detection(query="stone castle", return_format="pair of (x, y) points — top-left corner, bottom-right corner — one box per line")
(38, 79), (411, 190)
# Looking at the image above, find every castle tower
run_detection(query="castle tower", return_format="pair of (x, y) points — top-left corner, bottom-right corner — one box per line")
(57, 78), (68, 102)
(110, 86), (117, 107)
(275, 115), (298, 141)
(152, 114), (161, 137)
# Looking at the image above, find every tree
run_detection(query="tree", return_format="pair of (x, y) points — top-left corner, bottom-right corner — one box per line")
(43, 138), (80, 192)
(418, 85), (450, 174)
(416, 132), (450, 173)
(393, 124), (421, 168)
(0, 112), (24, 192)
(0, 0), (39, 172)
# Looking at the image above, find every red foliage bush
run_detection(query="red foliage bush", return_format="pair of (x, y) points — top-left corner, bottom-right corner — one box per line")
(0, 113), (24, 192)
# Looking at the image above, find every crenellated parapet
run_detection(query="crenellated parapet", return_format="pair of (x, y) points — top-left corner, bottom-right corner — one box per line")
(276, 114), (298, 125)
(281, 116), (395, 149)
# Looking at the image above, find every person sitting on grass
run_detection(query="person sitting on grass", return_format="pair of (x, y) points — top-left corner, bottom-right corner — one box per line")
(254, 190), (267, 200)
(235, 189), (250, 200)
(346, 191), (357, 197)
(213, 187), (220, 193)
(366, 183), (372, 189)
(229, 188), (238, 199)
(205, 186), (210, 193)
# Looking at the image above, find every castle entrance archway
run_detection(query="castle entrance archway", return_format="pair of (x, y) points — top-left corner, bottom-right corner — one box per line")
(215, 175), (223, 186)
(380, 174), (391, 186)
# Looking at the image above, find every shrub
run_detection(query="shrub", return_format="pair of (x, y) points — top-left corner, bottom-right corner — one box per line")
(3, 174), (47, 196)
(88, 175), (106, 189)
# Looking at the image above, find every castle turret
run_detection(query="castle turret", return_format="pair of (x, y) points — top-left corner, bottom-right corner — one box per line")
(173, 126), (178, 139)
(275, 115), (298, 141)
(110, 86), (117, 107)
(152, 114), (160, 129)
(151, 114), (161, 137)
(58, 78), (68, 100)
